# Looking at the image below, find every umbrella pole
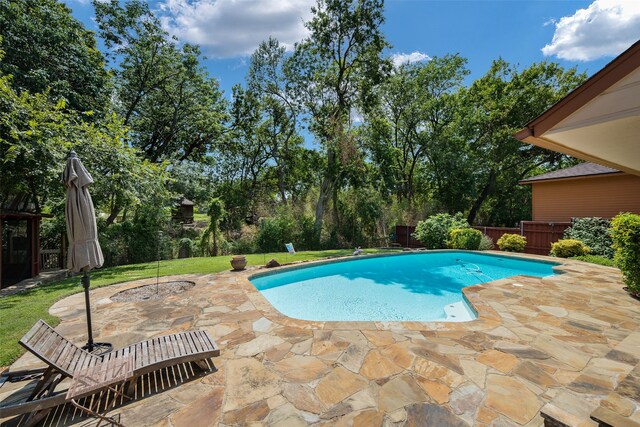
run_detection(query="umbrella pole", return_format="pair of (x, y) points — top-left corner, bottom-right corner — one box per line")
(81, 270), (95, 351)
(81, 268), (112, 354)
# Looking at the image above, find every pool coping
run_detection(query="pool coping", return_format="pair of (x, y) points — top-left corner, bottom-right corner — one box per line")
(238, 249), (582, 332)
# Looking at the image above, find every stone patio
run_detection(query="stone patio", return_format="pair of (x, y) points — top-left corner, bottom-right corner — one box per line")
(3, 251), (640, 426)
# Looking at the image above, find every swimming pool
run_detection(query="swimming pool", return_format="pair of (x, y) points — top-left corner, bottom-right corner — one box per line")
(250, 251), (558, 322)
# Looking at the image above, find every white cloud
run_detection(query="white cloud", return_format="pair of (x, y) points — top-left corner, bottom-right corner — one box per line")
(157, 0), (314, 58)
(390, 51), (431, 68)
(542, 0), (640, 61)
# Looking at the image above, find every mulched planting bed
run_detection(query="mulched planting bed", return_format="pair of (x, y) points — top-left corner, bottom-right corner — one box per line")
(111, 281), (196, 302)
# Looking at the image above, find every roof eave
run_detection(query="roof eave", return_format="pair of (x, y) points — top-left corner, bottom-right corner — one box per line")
(519, 40), (640, 137)
(519, 171), (623, 185)
(519, 134), (639, 175)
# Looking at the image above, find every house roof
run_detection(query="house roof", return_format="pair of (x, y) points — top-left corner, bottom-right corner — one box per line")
(514, 39), (640, 176)
(180, 198), (194, 206)
(519, 162), (621, 184)
(0, 193), (38, 214)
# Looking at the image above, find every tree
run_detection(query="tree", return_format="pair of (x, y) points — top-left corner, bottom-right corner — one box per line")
(248, 38), (302, 204)
(0, 70), (166, 221)
(0, 72), (69, 212)
(166, 161), (215, 207)
(365, 55), (469, 207)
(201, 198), (225, 256)
(460, 60), (585, 224)
(0, 0), (109, 114)
(0, 41), (167, 223)
(93, 0), (228, 162)
(287, 0), (390, 237)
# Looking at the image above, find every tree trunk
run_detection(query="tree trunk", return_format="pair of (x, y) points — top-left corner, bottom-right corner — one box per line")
(467, 170), (496, 225)
(314, 174), (333, 239)
(212, 225), (218, 256)
(332, 187), (339, 227)
(106, 205), (121, 226)
(314, 147), (337, 237)
(276, 161), (287, 204)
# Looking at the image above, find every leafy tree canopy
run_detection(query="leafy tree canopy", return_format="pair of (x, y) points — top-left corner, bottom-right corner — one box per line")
(0, 0), (109, 114)
(93, 0), (228, 162)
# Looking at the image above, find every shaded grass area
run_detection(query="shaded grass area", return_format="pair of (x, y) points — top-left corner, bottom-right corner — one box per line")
(192, 212), (209, 223)
(570, 254), (617, 267)
(0, 249), (398, 367)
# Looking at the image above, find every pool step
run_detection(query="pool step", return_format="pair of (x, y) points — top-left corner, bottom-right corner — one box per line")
(444, 301), (475, 322)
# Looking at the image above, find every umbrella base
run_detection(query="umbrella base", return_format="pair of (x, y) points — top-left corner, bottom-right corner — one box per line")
(83, 342), (113, 356)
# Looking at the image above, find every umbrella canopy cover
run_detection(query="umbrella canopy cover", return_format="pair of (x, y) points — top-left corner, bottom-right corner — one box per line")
(63, 154), (104, 272)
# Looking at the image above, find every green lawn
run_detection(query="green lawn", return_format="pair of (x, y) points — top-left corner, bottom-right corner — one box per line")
(570, 254), (617, 267)
(192, 212), (209, 223)
(0, 249), (397, 367)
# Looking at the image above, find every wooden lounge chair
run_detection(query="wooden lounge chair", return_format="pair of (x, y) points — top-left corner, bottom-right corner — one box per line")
(0, 320), (220, 426)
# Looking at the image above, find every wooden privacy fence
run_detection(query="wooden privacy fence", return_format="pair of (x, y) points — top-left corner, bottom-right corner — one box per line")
(474, 226), (520, 244)
(394, 225), (422, 248)
(520, 221), (571, 255)
(395, 221), (572, 255)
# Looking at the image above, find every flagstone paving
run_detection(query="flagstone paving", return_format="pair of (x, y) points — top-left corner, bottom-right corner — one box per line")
(4, 252), (640, 426)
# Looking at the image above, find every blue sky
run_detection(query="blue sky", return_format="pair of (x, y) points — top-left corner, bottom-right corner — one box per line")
(64, 0), (639, 97)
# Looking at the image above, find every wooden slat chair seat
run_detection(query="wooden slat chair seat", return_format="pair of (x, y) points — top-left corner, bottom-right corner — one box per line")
(19, 320), (102, 379)
(1, 320), (220, 425)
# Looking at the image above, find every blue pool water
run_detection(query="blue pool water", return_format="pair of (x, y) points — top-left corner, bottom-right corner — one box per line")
(250, 252), (558, 322)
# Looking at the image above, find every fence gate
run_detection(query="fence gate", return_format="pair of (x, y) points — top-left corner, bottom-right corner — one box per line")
(394, 225), (421, 248)
(520, 221), (571, 255)
(40, 248), (63, 271)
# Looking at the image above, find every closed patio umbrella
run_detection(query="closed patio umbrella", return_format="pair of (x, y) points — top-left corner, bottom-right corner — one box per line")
(63, 151), (110, 353)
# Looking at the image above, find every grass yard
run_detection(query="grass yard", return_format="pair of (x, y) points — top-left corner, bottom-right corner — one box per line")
(192, 212), (210, 223)
(570, 254), (617, 267)
(0, 249), (398, 367)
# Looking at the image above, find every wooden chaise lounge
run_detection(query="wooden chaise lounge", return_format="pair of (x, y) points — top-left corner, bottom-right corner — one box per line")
(0, 320), (220, 425)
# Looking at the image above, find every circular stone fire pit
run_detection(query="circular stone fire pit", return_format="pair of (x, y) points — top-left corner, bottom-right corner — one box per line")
(111, 281), (196, 302)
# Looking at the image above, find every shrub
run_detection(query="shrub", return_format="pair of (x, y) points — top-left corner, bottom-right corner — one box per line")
(496, 233), (526, 252)
(255, 216), (293, 253)
(231, 235), (257, 255)
(611, 213), (640, 293)
(449, 228), (482, 250)
(570, 255), (617, 267)
(200, 197), (225, 256)
(99, 205), (172, 266)
(99, 223), (129, 267)
(413, 213), (469, 249)
(564, 217), (613, 258)
(478, 234), (494, 251)
(177, 238), (196, 258)
(255, 212), (317, 253)
(550, 239), (589, 258)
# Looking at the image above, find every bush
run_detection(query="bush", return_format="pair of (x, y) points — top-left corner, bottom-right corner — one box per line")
(564, 217), (613, 258)
(551, 239), (589, 258)
(413, 213), (469, 249)
(231, 235), (257, 255)
(256, 216), (295, 253)
(100, 223), (129, 267)
(449, 228), (482, 250)
(497, 233), (526, 252)
(570, 255), (617, 267)
(611, 213), (640, 293)
(255, 212), (317, 253)
(177, 238), (196, 258)
(99, 205), (172, 266)
(478, 234), (494, 251)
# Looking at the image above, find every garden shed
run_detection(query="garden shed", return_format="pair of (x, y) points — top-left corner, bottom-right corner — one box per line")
(173, 197), (194, 224)
(0, 195), (43, 289)
(519, 162), (640, 222)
